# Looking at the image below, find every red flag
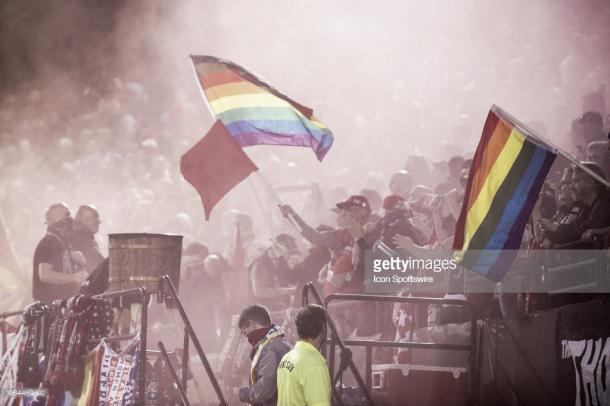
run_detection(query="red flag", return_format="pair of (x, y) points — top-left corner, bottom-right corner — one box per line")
(181, 120), (258, 220)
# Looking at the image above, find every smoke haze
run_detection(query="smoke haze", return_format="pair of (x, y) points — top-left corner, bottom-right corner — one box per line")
(1, 0), (609, 279)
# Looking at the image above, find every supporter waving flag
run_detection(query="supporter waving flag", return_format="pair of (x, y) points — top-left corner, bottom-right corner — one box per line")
(453, 105), (556, 281)
(182, 55), (334, 220)
(190, 55), (334, 161)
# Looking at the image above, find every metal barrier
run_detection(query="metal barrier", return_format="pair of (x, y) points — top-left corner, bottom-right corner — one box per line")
(0, 309), (23, 355)
(0, 310), (22, 319)
(158, 341), (191, 406)
(544, 254), (607, 294)
(158, 274), (227, 406)
(327, 294), (477, 402)
(305, 284), (479, 406)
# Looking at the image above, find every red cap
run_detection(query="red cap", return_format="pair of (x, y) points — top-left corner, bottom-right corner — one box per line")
(382, 194), (405, 210)
(336, 195), (371, 211)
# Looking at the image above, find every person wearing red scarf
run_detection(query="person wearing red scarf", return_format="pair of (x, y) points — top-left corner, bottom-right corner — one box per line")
(238, 305), (292, 406)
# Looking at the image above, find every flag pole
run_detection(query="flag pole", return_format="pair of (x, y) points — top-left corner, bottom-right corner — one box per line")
(254, 171), (303, 233)
(491, 104), (610, 189)
(254, 171), (283, 206)
(246, 176), (278, 237)
(189, 55), (216, 119)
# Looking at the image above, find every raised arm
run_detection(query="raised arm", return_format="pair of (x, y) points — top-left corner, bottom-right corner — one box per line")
(279, 205), (342, 249)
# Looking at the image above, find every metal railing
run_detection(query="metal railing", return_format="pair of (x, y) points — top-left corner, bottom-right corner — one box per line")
(158, 274), (227, 406)
(323, 293), (478, 405)
(303, 282), (375, 406)
(0, 310), (22, 319)
(543, 253), (608, 294)
(0, 309), (23, 355)
(158, 341), (191, 406)
(303, 282), (480, 406)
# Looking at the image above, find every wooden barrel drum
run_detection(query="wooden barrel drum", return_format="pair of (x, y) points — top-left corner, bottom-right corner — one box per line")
(108, 233), (182, 294)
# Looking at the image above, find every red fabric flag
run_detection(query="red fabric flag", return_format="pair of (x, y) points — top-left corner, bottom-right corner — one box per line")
(181, 120), (258, 220)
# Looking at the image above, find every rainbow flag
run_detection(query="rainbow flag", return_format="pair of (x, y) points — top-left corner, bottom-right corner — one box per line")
(191, 55), (334, 161)
(453, 107), (556, 281)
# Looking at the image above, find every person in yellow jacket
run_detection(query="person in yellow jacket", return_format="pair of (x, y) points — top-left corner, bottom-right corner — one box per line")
(277, 304), (331, 406)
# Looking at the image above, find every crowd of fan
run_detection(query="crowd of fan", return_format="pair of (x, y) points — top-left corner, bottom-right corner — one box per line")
(0, 77), (609, 343)
(0, 68), (608, 366)
(177, 107), (610, 355)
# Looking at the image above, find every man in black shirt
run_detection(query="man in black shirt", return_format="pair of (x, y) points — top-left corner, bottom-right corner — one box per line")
(32, 203), (88, 304)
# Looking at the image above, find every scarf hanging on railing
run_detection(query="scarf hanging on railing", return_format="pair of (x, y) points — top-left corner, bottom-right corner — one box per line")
(97, 334), (140, 406)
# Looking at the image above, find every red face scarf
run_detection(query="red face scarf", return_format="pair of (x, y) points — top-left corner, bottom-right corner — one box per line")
(247, 326), (272, 347)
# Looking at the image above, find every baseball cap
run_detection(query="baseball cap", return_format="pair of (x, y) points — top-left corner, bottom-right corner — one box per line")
(382, 194), (405, 210)
(335, 195), (371, 211)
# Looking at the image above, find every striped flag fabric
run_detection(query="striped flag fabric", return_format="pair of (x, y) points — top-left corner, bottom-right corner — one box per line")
(453, 106), (556, 281)
(191, 55), (334, 161)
